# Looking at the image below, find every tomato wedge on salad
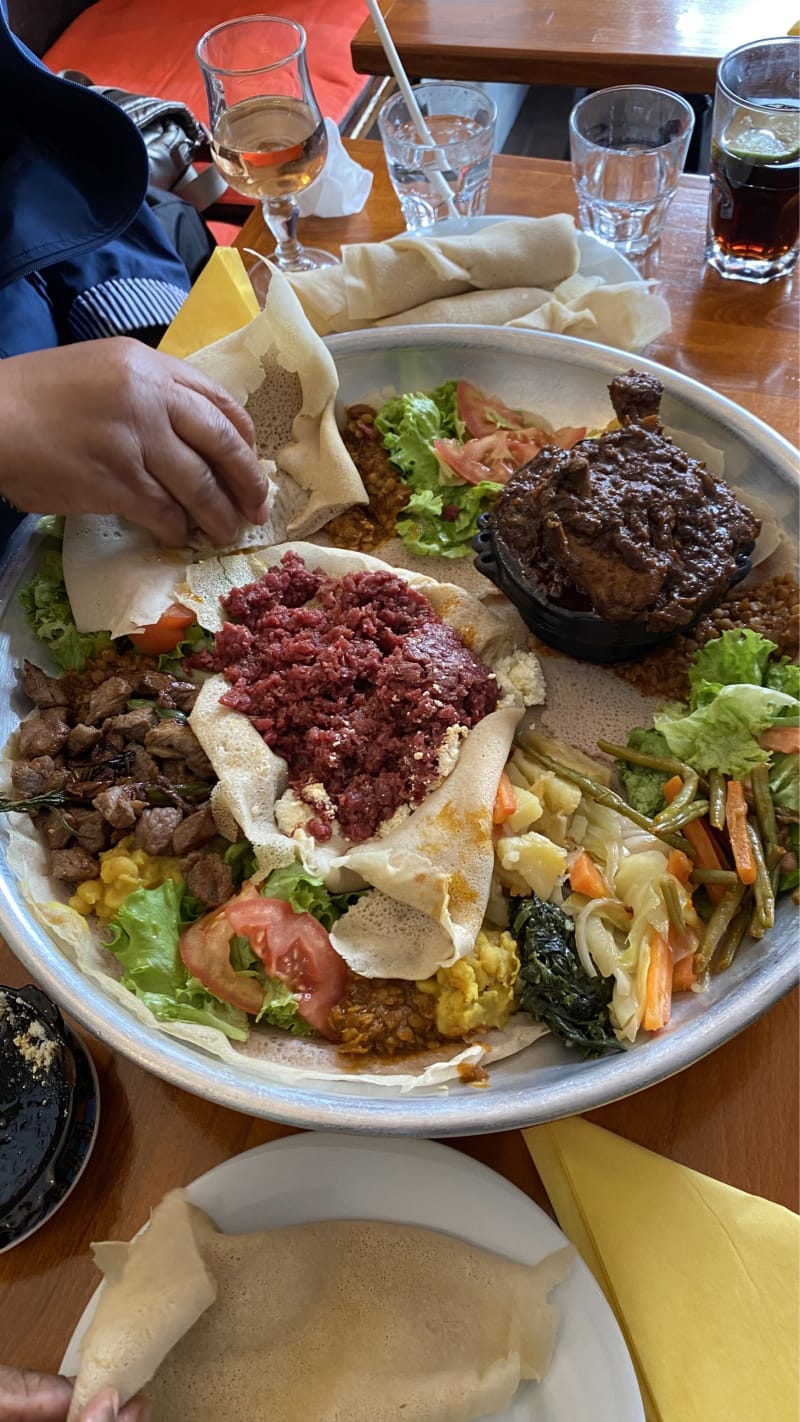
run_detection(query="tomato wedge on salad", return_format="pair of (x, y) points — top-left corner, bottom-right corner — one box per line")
(129, 601), (196, 656)
(179, 899), (265, 1017)
(180, 886), (347, 1038)
(456, 379), (529, 438)
(226, 895), (347, 1037)
(434, 423), (586, 485)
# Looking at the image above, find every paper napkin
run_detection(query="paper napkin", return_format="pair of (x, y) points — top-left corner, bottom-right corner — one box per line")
(524, 1117), (799, 1422)
(296, 118), (373, 219)
(158, 247), (259, 360)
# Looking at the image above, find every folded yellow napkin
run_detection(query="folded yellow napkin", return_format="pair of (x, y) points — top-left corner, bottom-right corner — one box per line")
(524, 1117), (799, 1422)
(158, 247), (259, 360)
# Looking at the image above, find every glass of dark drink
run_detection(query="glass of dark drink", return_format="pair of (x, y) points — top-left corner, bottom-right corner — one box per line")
(197, 15), (339, 292)
(706, 36), (800, 283)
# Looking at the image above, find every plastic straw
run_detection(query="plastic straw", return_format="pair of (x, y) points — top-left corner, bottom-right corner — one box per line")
(365, 0), (460, 219)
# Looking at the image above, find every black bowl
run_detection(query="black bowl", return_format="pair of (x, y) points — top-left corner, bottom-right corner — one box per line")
(0, 984), (99, 1251)
(473, 515), (754, 665)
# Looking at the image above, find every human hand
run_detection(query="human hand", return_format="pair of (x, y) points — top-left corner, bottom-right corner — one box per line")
(0, 1368), (149, 1421)
(0, 338), (270, 547)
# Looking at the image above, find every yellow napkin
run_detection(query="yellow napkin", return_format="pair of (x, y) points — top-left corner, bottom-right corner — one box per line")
(158, 247), (259, 360)
(524, 1117), (799, 1422)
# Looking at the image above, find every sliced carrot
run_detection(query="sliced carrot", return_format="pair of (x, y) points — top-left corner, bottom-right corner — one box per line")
(662, 773), (685, 803)
(492, 770), (517, 824)
(643, 929), (673, 1031)
(760, 726), (800, 754)
(725, 779), (757, 885)
(666, 848), (694, 887)
(569, 850), (609, 899)
(663, 777), (730, 904)
(672, 951), (699, 992)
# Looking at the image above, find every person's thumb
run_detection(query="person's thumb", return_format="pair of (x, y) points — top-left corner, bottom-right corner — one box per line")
(77, 1389), (118, 1422)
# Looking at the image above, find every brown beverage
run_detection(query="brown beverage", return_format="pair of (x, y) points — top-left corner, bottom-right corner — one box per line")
(708, 102), (800, 265)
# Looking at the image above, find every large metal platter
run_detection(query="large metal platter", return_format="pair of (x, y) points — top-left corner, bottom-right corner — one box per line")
(0, 327), (797, 1134)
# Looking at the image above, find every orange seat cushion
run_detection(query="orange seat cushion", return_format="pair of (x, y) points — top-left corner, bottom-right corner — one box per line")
(44, 0), (369, 127)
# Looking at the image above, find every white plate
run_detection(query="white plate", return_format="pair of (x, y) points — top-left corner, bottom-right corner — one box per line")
(61, 1134), (644, 1422)
(424, 214), (643, 285)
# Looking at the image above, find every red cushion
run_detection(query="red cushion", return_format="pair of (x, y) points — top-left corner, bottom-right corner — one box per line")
(44, 0), (369, 128)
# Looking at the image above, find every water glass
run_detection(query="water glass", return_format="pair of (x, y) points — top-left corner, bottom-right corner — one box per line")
(378, 82), (497, 230)
(705, 37), (800, 284)
(569, 86), (695, 255)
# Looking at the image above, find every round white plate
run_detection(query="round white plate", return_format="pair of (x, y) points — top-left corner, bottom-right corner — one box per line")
(61, 1134), (644, 1422)
(422, 214), (642, 285)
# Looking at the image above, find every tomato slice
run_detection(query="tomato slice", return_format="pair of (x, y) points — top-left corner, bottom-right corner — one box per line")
(435, 424), (588, 486)
(179, 902), (265, 1016)
(456, 380), (527, 438)
(225, 896), (347, 1038)
(129, 602), (196, 656)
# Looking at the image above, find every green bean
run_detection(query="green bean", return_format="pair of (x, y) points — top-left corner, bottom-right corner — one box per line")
(652, 771), (700, 826)
(596, 740), (698, 781)
(746, 820), (775, 932)
(660, 799), (710, 832)
(712, 899), (753, 974)
(694, 882), (748, 976)
(708, 770), (727, 831)
(660, 876), (685, 937)
(521, 748), (690, 851)
(690, 867), (738, 884)
(750, 764), (779, 865)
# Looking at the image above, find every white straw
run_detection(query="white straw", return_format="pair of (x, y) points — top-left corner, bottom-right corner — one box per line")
(365, 0), (460, 219)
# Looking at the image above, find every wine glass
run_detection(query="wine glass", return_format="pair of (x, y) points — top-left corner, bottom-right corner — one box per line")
(196, 14), (339, 292)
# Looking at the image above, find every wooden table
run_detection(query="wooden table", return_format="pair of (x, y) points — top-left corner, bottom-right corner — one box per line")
(351, 0), (800, 93)
(1, 142), (798, 1376)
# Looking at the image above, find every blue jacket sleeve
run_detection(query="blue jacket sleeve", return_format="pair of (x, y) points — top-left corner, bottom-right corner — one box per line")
(42, 202), (191, 344)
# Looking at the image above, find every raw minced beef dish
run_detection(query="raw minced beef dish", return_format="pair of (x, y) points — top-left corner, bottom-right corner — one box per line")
(196, 551), (499, 843)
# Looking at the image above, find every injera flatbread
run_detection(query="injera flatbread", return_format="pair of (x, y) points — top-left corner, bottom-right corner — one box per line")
(70, 1190), (573, 1422)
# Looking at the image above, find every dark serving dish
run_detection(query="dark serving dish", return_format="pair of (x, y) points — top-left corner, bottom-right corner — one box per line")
(473, 515), (754, 664)
(0, 984), (99, 1251)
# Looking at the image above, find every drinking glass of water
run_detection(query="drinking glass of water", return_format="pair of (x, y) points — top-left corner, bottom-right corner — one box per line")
(196, 15), (338, 281)
(569, 86), (695, 256)
(378, 82), (497, 231)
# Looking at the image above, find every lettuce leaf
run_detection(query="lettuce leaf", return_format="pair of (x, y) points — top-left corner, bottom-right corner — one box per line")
(654, 684), (799, 778)
(262, 862), (362, 930)
(106, 879), (248, 1040)
(157, 621), (214, 676)
(765, 657), (800, 701)
(228, 929), (314, 1036)
(687, 627), (777, 707)
(375, 382), (498, 557)
(396, 480), (502, 559)
(19, 549), (112, 671)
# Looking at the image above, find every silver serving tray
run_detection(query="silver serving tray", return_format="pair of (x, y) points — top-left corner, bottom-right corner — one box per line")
(0, 327), (797, 1133)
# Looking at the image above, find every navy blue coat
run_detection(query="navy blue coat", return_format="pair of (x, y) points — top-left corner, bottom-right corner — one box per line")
(0, 1), (193, 544)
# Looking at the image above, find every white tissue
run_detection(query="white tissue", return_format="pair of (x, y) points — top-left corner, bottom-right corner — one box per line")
(296, 119), (373, 218)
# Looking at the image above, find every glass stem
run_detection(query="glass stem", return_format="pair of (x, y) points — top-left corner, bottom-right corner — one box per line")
(261, 197), (304, 267)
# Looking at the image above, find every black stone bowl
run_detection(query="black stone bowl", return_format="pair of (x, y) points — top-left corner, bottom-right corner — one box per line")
(0, 984), (99, 1251)
(473, 515), (755, 665)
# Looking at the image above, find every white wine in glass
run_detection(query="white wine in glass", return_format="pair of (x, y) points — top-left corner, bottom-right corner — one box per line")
(197, 15), (339, 287)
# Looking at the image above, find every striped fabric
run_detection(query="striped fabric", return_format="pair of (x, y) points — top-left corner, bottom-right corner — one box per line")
(68, 276), (187, 339)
